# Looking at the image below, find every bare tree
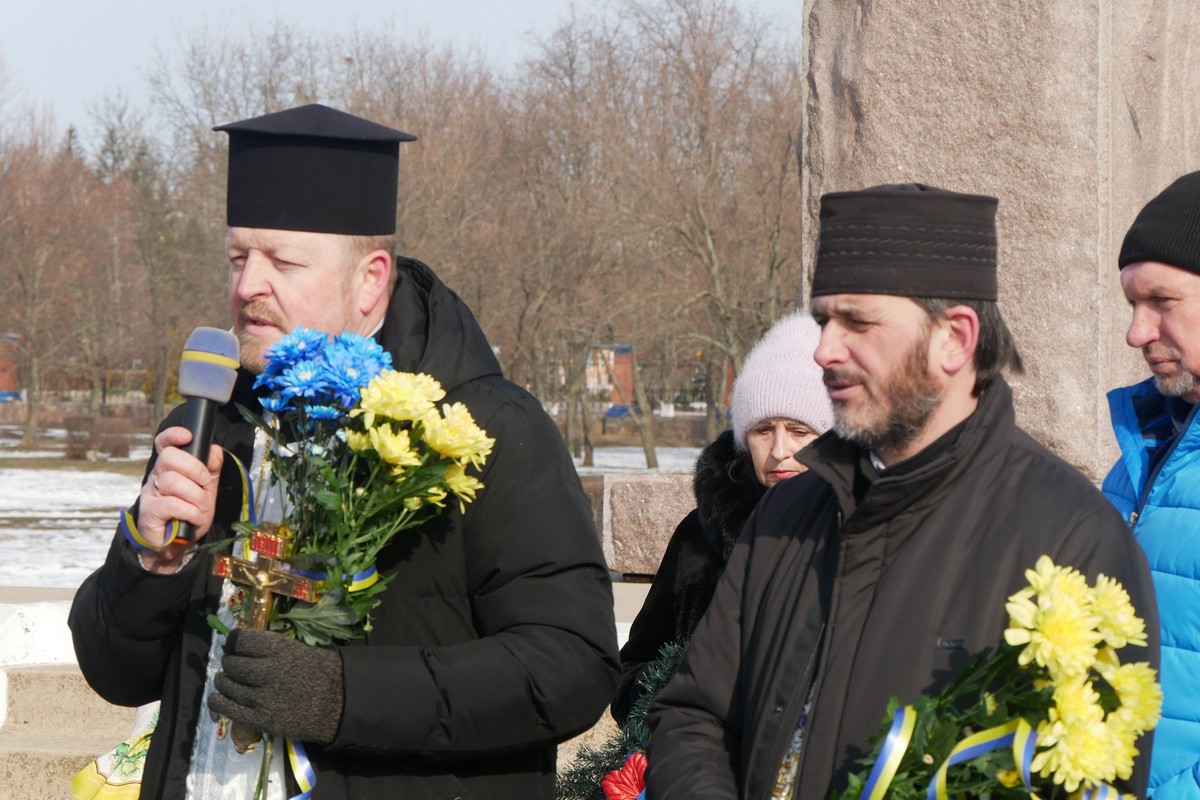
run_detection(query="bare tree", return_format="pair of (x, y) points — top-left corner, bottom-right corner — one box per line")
(617, 0), (805, 430)
(0, 116), (88, 443)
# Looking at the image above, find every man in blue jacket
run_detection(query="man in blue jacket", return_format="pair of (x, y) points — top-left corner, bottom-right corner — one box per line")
(1104, 169), (1200, 799)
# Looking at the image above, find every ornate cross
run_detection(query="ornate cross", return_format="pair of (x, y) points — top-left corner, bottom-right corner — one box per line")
(212, 522), (321, 752)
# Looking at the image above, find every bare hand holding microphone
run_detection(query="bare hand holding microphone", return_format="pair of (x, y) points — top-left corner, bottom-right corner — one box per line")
(136, 328), (239, 573)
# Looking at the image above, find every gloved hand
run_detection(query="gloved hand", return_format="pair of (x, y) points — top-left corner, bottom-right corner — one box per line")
(209, 628), (344, 745)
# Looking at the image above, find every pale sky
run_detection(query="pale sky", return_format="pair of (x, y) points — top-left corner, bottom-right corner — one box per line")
(0, 0), (801, 135)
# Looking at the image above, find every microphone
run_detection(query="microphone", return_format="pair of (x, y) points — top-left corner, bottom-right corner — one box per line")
(171, 327), (240, 543)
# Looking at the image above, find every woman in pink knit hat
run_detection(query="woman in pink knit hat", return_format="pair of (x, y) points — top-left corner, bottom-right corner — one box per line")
(611, 311), (832, 724)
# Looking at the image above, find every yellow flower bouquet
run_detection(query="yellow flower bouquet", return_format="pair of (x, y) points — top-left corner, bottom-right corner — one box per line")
(834, 556), (1161, 800)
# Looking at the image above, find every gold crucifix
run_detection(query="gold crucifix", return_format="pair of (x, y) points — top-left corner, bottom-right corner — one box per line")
(212, 522), (321, 752)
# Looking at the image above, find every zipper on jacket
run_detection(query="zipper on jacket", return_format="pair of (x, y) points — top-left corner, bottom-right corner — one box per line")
(1130, 401), (1200, 530)
(764, 622), (825, 798)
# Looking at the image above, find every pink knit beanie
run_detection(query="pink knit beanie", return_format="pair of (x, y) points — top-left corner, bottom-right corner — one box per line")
(731, 312), (832, 451)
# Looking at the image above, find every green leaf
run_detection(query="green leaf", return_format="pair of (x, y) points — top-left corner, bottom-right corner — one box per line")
(207, 614), (231, 636)
(276, 591), (362, 646)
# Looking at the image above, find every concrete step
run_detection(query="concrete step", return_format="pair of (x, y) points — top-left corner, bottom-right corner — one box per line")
(3, 665), (133, 739)
(0, 736), (118, 800)
(0, 665), (135, 800)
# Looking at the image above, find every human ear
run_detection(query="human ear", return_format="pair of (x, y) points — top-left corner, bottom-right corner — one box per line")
(935, 305), (979, 376)
(357, 250), (392, 315)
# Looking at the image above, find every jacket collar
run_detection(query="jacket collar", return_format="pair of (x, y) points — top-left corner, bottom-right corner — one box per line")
(376, 256), (502, 393)
(692, 430), (764, 560)
(800, 376), (1016, 530)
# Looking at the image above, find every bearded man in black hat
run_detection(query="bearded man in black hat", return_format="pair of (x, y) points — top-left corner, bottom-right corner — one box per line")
(69, 105), (620, 799)
(644, 184), (1158, 799)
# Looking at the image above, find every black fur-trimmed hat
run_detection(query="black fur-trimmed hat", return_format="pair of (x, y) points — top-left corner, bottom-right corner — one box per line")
(215, 104), (416, 235)
(1119, 170), (1200, 273)
(812, 183), (999, 300)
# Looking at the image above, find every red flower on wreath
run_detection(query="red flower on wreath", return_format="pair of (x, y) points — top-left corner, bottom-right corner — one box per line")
(601, 751), (647, 800)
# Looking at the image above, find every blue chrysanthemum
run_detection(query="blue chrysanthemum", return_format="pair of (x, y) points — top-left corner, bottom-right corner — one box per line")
(279, 360), (327, 397)
(306, 404), (344, 421)
(255, 328), (330, 391)
(260, 393), (293, 414)
(321, 334), (392, 409)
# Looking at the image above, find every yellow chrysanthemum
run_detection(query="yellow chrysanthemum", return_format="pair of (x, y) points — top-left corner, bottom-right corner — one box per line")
(445, 462), (485, 507)
(1033, 675), (1132, 791)
(1100, 713), (1142, 781)
(421, 403), (494, 467)
(354, 371), (445, 426)
(1033, 715), (1119, 792)
(1023, 554), (1061, 595)
(367, 425), (422, 470)
(342, 429), (372, 452)
(995, 769), (1021, 789)
(1004, 559), (1102, 678)
(1102, 661), (1162, 733)
(404, 496), (424, 512)
(1091, 574), (1148, 648)
(425, 486), (448, 508)
(1005, 586), (1038, 631)
(1049, 675), (1104, 727)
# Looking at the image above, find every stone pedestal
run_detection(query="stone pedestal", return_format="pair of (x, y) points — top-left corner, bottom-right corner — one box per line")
(802, 1), (1200, 479)
(601, 474), (693, 575)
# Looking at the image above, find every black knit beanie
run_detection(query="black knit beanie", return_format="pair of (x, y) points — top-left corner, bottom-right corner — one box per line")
(1119, 170), (1200, 272)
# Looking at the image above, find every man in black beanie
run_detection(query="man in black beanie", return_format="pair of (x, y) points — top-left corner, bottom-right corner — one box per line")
(1103, 169), (1200, 799)
(69, 104), (620, 799)
(646, 183), (1157, 799)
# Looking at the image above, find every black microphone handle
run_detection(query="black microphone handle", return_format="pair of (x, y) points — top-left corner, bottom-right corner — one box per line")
(173, 396), (218, 543)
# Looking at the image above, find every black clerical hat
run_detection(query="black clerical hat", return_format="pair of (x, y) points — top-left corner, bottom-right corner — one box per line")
(215, 104), (417, 235)
(812, 183), (999, 301)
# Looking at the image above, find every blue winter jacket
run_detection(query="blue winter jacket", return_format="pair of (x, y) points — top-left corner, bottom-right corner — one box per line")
(1104, 377), (1200, 799)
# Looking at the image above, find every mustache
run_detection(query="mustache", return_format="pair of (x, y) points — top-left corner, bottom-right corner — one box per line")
(238, 301), (284, 329)
(823, 368), (862, 386)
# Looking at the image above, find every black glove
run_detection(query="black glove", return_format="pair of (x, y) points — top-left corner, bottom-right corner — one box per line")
(209, 628), (344, 745)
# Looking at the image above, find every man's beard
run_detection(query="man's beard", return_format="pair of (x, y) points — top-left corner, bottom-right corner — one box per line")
(1147, 347), (1197, 399)
(829, 331), (942, 456)
(235, 301), (284, 375)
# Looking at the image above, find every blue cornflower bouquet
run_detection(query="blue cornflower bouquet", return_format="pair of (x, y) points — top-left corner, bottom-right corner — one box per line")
(833, 557), (1161, 800)
(221, 327), (493, 645)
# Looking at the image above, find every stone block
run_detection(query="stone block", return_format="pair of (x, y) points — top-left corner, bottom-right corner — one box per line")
(601, 474), (693, 576)
(802, 0), (1200, 479)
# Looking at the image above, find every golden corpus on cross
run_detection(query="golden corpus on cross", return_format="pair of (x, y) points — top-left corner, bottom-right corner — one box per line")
(212, 523), (321, 753)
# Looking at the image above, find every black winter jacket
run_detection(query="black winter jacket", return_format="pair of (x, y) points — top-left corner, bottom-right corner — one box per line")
(70, 258), (620, 799)
(645, 378), (1159, 800)
(611, 430), (763, 724)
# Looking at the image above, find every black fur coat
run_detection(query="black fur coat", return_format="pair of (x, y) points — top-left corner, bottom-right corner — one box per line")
(610, 429), (764, 724)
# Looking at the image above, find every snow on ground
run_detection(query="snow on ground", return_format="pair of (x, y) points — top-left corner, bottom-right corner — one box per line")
(0, 468), (143, 588)
(573, 446), (699, 475)
(0, 425), (699, 588)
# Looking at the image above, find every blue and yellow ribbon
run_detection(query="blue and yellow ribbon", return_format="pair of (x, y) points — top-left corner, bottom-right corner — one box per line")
(119, 508), (156, 551)
(346, 563), (378, 592)
(928, 720), (1021, 800)
(861, 705), (918, 800)
(122, 447), (252, 553)
(1083, 783), (1118, 800)
(291, 563), (379, 593)
(1013, 718), (1037, 791)
(285, 739), (316, 800)
(226, 449), (255, 526)
(858, 709), (1121, 800)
